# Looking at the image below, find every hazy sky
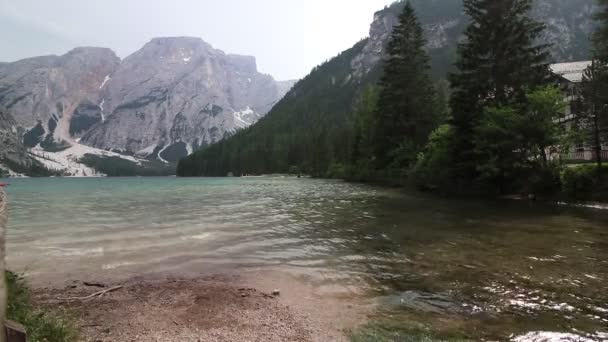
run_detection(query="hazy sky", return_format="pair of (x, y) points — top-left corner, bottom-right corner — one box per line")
(0, 0), (395, 80)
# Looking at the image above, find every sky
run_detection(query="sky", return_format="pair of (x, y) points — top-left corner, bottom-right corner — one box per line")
(0, 0), (395, 80)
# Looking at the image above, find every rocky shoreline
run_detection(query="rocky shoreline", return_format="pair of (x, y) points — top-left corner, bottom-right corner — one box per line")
(31, 272), (367, 342)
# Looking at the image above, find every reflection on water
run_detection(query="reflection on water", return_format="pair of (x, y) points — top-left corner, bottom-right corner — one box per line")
(2, 177), (608, 340)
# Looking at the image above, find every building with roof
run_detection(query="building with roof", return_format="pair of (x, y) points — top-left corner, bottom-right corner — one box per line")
(550, 61), (592, 83)
(549, 60), (607, 162)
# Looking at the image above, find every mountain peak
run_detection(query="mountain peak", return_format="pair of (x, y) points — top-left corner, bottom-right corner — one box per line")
(227, 54), (258, 74)
(66, 46), (118, 57)
(145, 36), (213, 51)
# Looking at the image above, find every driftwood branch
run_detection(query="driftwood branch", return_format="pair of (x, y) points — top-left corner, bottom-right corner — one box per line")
(57, 285), (124, 301)
(83, 282), (105, 288)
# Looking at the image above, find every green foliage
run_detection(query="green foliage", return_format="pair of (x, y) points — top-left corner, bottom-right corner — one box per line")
(473, 87), (564, 194)
(79, 154), (175, 177)
(288, 165), (302, 175)
(412, 124), (456, 192)
(414, 87), (566, 195)
(178, 0), (607, 202)
(377, 0), (466, 79)
(7, 271), (78, 342)
(349, 86), (379, 181)
(326, 163), (348, 179)
(373, 3), (438, 169)
(178, 39), (373, 177)
(474, 106), (526, 194)
(449, 0), (552, 186)
(561, 165), (608, 201)
(434, 80), (451, 124)
(473, 86), (566, 194)
(524, 86), (569, 153)
(594, 0), (608, 63)
(579, 61), (608, 170)
(352, 87), (379, 164)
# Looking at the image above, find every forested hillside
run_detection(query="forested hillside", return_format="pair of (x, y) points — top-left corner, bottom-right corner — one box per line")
(178, 0), (598, 178)
(177, 39), (377, 176)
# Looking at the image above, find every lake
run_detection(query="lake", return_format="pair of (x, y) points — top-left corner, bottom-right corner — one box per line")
(2, 176), (607, 340)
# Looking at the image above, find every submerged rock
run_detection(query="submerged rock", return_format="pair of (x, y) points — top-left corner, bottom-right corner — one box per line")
(379, 290), (463, 314)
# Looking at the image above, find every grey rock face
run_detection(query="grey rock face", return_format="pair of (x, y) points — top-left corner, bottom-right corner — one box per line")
(0, 107), (27, 165)
(0, 48), (121, 145)
(352, 0), (596, 79)
(0, 38), (295, 166)
(81, 37), (295, 159)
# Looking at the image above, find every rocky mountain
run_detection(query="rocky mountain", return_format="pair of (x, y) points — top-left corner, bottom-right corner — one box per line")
(0, 37), (295, 175)
(0, 107), (27, 176)
(354, 0), (596, 79)
(0, 47), (121, 147)
(0, 47), (122, 176)
(81, 37), (295, 162)
(0, 106), (67, 177)
(179, 0), (599, 176)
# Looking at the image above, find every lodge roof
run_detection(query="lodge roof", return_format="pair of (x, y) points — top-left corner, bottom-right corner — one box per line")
(549, 61), (592, 83)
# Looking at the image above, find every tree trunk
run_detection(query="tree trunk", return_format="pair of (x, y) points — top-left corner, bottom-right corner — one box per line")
(594, 113), (603, 174)
(540, 145), (548, 166)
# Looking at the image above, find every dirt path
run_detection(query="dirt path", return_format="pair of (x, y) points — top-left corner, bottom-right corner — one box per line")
(33, 272), (369, 342)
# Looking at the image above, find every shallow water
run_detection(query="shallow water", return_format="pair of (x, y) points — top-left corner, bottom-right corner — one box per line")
(2, 177), (607, 340)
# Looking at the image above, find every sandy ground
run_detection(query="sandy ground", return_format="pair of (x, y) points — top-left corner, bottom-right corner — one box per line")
(32, 271), (370, 342)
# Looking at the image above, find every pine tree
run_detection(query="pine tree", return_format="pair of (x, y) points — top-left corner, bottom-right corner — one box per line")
(448, 0), (551, 187)
(591, 0), (608, 168)
(350, 86), (379, 180)
(373, 2), (437, 170)
(352, 86), (379, 165)
(580, 62), (607, 172)
(594, 0), (608, 63)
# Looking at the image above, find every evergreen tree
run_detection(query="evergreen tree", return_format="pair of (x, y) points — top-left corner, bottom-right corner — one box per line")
(373, 2), (437, 170)
(594, 0), (608, 63)
(350, 86), (379, 180)
(473, 86), (565, 194)
(449, 0), (551, 187)
(581, 61), (608, 173)
(591, 0), (608, 171)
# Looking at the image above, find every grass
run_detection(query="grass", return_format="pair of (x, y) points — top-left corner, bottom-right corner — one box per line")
(6, 271), (78, 342)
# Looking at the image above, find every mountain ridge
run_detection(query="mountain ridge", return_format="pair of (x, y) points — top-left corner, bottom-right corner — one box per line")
(0, 37), (295, 175)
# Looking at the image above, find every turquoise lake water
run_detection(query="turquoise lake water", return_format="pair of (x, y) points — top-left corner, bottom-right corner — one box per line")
(1, 176), (607, 340)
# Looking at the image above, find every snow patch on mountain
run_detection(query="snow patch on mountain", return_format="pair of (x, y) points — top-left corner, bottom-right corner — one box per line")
(233, 107), (259, 129)
(99, 99), (106, 122)
(157, 145), (169, 164)
(99, 75), (111, 89)
(136, 145), (157, 157)
(29, 142), (143, 177)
